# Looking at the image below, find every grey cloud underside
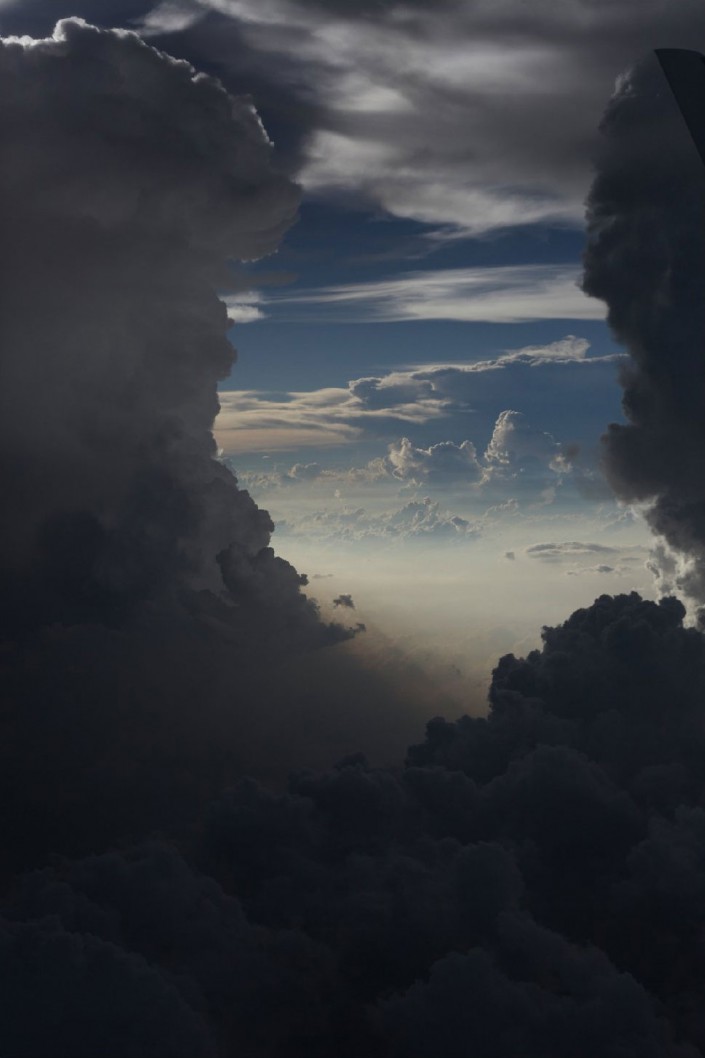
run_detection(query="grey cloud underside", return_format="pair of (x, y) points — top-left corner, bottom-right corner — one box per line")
(153, 0), (705, 232)
(4, 0), (704, 232)
(583, 52), (705, 613)
(0, 18), (352, 648)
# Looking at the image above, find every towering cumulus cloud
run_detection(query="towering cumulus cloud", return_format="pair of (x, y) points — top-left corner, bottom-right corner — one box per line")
(0, 18), (335, 645)
(583, 51), (705, 615)
(0, 19), (354, 871)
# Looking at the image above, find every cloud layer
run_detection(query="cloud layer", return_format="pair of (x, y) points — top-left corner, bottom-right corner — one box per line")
(136, 0), (704, 236)
(216, 336), (622, 456)
(2, 593), (703, 1056)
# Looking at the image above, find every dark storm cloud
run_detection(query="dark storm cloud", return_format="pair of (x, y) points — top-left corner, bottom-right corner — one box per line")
(1, 20), (703, 1058)
(150, 0), (705, 232)
(2, 593), (703, 1055)
(333, 593), (355, 609)
(3, 0), (704, 231)
(583, 51), (705, 612)
(0, 19), (372, 874)
(0, 18), (332, 643)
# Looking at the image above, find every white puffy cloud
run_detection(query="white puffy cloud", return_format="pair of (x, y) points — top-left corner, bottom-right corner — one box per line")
(385, 438), (483, 485)
(484, 410), (561, 470)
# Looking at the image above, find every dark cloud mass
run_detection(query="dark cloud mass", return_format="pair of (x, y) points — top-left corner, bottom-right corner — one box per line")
(0, 17), (323, 643)
(1, 21), (704, 1058)
(0, 19), (366, 871)
(583, 51), (705, 614)
(1, 593), (704, 1055)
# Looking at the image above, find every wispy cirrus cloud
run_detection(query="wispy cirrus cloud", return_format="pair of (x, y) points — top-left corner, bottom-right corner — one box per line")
(265, 266), (606, 323)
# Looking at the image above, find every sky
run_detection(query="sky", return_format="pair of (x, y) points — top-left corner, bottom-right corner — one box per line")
(0, 4), (704, 1057)
(2, 0), (702, 678)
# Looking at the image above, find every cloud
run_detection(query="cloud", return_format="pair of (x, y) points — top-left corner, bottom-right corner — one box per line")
(386, 498), (480, 540)
(333, 593), (355, 609)
(125, 0), (704, 236)
(224, 291), (266, 324)
(349, 375), (435, 408)
(469, 334), (593, 368)
(484, 410), (561, 470)
(215, 383), (448, 453)
(385, 437), (484, 485)
(3, 593), (702, 1056)
(0, 20), (383, 877)
(235, 408), (571, 511)
(288, 461), (325, 480)
(0, 907), (219, 1058)
(379, 413), (566, 496)
(582, 51), (705, 615)
(216, 337), (622, 456)
(125, 0), (702, 236)
(0, 19), (703, 1058)
(139, 0), (205, 34)
(272, 496), (482, 545)
(565, 564), (617, 576)
(4, 1), (703, 239)
(0, 18), (340, 647)
(267, 267), (605, 323)
(526, 541), (617, 561)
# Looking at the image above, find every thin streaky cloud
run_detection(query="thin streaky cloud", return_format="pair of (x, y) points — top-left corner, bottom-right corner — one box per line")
(266, 265), (606, 323)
